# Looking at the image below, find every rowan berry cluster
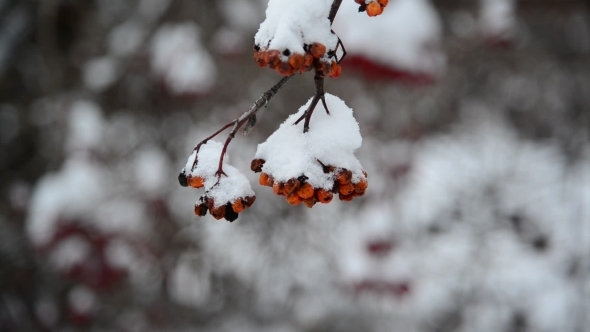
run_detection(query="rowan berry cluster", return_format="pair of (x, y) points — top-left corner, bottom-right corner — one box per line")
(253, 42), (342, 78)
(355, 0), (389, 17)
(252, 158), (368, 207)
(178, 141), (256, 222)
(193, 194), (256, 222)
(250, 159), (368, 208)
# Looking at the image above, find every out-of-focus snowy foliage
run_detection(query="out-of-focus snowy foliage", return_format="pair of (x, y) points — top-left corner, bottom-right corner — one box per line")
(1, 0), (590, 331)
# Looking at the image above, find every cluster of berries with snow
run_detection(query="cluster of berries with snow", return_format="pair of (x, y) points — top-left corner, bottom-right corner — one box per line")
(179, 0), (385, 219)
(254, 42), (342, 78)
(252, 94), (367, 206)
(355, 0), (389, 17)
(179, 141), (255, 222)
(253, 0), (343, 77)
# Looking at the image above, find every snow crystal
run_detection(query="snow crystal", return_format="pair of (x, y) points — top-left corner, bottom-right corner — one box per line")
(333, 0), (445, 76)
(150, 22), (216, 96)
(255, 93), (364, 189)
(184, 140), (255, 207)
(255, 0), (338, 61)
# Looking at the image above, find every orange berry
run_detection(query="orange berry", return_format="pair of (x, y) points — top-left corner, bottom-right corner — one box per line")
(283, 178), (301, 195)
(286, 192), (302, 206)
(288, 53), (304, 71)
(377, 0), (388, 7)
(303, 53), (314, 67)
(319, 61), (331, 76)
(210, 205), (226, 220)
(243, 196), (256, 207)
(329, 62), (342, 78)
(259, 173), (270, 186)
(302, 197), (316, 208)
(254, 51), (266, 67)
(276, 61), (293, 76)
(354, 179), (368, 193)
(337, 170), (352, 185)
(366, 2), (383, 16)
(355, 187), (366, 196)
(316, 189), (333, 204)
(232, 199), (245, 213)
(267, 50), (281, 69)
(194, 203), (208, 217)
(273, 182), (285, 196)
(310, 43), (326, 58)
(339, 193), (354, 202)
(339, 182), (355, 196)
(297, 183), (315, 199)
(187, 176), (204, 188)
(251, 159), (265, 173)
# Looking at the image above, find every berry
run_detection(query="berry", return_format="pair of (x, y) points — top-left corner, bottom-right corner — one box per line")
(366, 2), (383, 17)
(316, 189), (333, 204)
(187, 175), (204, 188)
(178, 172), (188, 187)
(251, 159), (265, 173)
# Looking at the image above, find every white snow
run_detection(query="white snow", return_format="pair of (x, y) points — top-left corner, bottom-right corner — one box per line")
(66, 100), (105, 153)
(255, 93), (364, 189)
(168, 253), (211, 307)
(255, 0), (338, 62)
(26, 158), (107, 246)
(48, 235), (91, 270)
(333, 0), (446, 76)
(184, 140), (255, 207)
(68, 285), (97, 314)
(479, 0), (516, 38)
(150, 22), (217, 96)
(83, 56), (121, 92)
(133, 147), (170, 196)
(108, 19), (145, 57)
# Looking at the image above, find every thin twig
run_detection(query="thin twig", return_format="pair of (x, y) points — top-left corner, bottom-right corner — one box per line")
(328, 0), (343, 23)
(186, 0), (344, 180)
(294, 72), (328, 133)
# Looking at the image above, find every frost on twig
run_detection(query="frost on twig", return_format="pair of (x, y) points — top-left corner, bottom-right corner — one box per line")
(252, 93), (367, 207)
(180, 141), (255, 222)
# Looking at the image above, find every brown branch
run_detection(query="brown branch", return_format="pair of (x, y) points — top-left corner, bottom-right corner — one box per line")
(294, 72), (328, 133)
(181, 0), (344, 185)
(328, 0), (343, 23)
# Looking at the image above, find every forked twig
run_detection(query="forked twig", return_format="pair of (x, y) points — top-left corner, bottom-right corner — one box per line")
(294, 71), (329, 133)
(190, 75), (292, 180)
(185, 0), (344, 183)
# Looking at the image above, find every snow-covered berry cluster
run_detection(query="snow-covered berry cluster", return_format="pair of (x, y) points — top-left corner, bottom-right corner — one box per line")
(253, 160), (368, 206)
(355, 0), (389, 17)
(254, 0), (342, 77)
(253, 42), (342, 78)
(179, 141), (255, 222)
(252, 93), (367, 206)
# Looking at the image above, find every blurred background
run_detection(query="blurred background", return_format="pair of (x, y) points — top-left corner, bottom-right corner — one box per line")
(1, 0), (590, 331)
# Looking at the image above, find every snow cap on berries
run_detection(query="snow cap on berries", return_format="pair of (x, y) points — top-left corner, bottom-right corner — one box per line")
(255, 93), (365, 191)
(255, 0), (338, 57)
(183, 141), (254, 208)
